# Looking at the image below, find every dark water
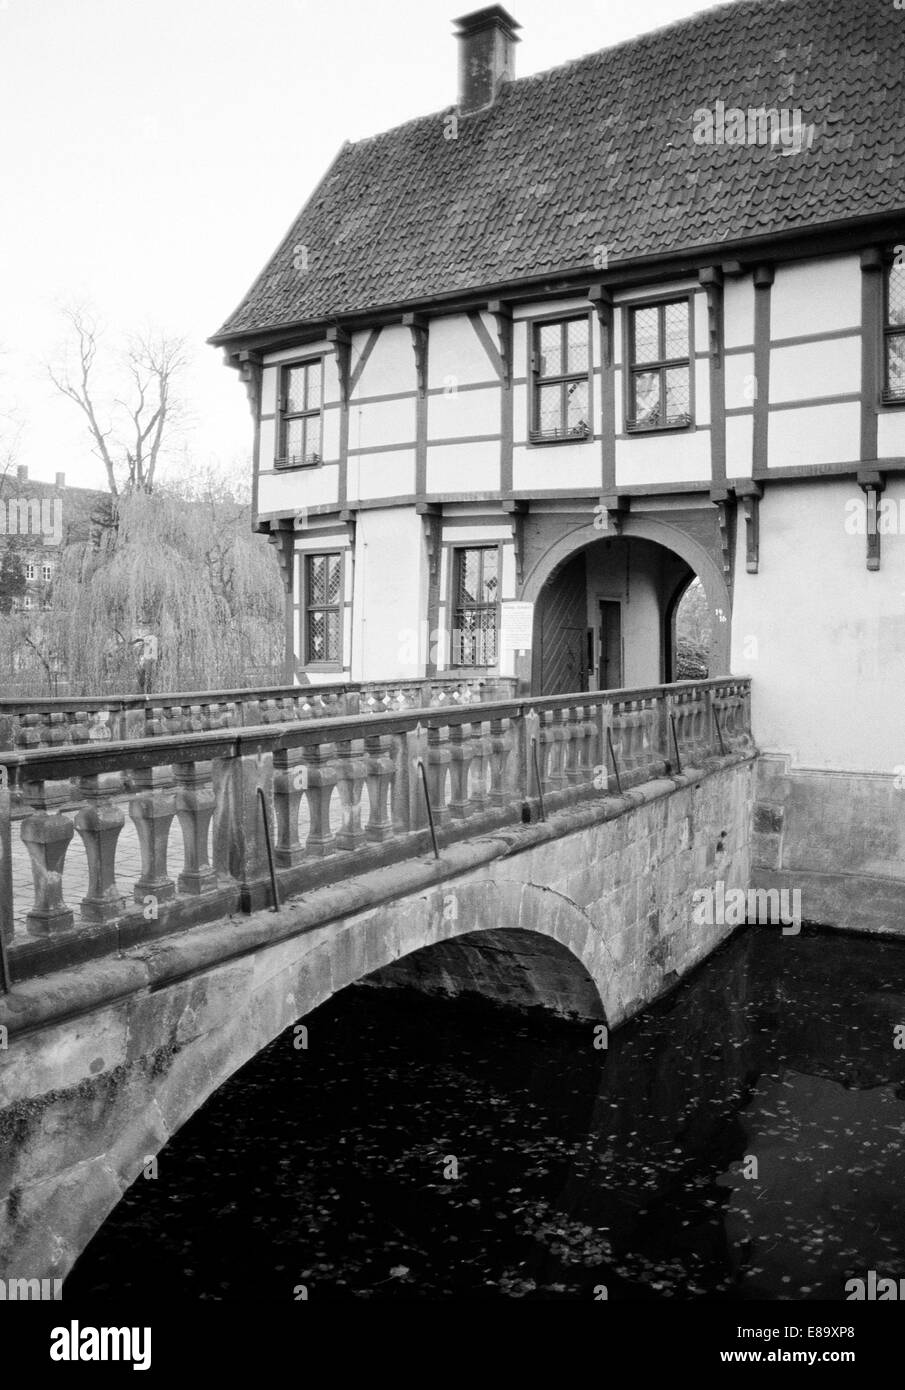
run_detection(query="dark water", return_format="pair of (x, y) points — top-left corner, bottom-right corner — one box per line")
(67, 925), (905, 1301)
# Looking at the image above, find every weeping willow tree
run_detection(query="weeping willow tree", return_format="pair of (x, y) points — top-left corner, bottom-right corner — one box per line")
(43, 475), (285, 694)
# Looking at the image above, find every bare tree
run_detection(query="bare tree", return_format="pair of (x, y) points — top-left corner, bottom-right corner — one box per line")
(47, 305), (188, 495)
(0, 346), (24, 490)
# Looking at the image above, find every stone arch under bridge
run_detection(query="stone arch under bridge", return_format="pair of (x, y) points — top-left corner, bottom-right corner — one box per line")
(0, 748), (752, 1284)
(0, 878), (616, 1283)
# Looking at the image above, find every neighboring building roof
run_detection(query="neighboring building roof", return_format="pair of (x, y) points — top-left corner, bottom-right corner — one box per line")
(213, 0), (905, 343)
(0, 469), (110, 547)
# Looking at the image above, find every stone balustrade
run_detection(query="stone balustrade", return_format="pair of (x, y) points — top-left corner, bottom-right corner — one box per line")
(0, 676), (518, 753)
(0, 677), (753, 988)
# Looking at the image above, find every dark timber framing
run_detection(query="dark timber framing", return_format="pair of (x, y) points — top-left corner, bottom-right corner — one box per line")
(860, 247), (883, 460)
(589, 284), (616, 494)
(700, 267), (726, 486)
(751, 265), (773, 479)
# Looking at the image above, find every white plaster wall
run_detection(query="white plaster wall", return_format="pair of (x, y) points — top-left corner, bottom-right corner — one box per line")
(769, 337), (860, 403)
(352, 324), (412, 399)
(513, 297), (592, 321)
(695, 356), (711, 428)
(350, 397), (416, 450)
(258, 464), (340, 514)
(347, 450), (415, 502)
(261, 366), (278, 416)
(766, 402), (860, 469)
(263, 340), (331, 367)
(724, 277), (755, 350)
(428, 313), (499, 388)
(428, 387), (499, 441)
(731, 479), (905, 772)
(351, 508), (428, 681)
(441, 523), (509, 545)
(878, 410), (905, 458)
(771, 256), (861, 339)
(259, 417), (276, 474)
(615, 430), (711, 487)
(513, 444), (601, 493)
(426, 444), (499, 494)
(692, 290), (708, 356)
(726, 414), (754, 478)
(725, 352), (756, 409)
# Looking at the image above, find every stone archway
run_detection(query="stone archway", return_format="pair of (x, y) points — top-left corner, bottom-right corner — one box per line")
(1, 876), (614, 1284)
(522, 515), (731, 690)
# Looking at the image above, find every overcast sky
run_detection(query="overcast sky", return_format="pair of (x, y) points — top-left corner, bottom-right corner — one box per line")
(1, 0), (733, 490)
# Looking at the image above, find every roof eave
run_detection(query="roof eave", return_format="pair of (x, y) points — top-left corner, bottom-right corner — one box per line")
(209, 205), (905, 355)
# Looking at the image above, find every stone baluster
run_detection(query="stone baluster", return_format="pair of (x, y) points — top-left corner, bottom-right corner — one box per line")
(564, 705), (587, 789)
(541, 709), (566, 794)
(300, 741), (338, 857)
(74, 773), (126, 923)
(425, 724), (451, 828)
(614, 703), (634, 776)
(447, 722), (475, 820)
(469, 718), (492, 814)
(129, 766), (177, 906)
(173, 761), (218, 892)
(334, 738), (369, 852)
(20, 777), (75, 936)
(364, 733), (396, 842)
(576, 704), (598, 789)
(639, 702), (656, 777)
(488, 715), (515, 808)
(273, 749), (307, 867)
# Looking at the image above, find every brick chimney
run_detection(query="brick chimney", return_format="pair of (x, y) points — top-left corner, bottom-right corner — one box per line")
(454, 6), (520, 115)
(55, 471), (65, 489)
(16, 464), (27, 485)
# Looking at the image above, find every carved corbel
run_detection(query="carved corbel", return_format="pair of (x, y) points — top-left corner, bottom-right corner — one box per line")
(416, 502), (442, 582)
(327, 327), (352, 406)
(588, 284), (614, 367)
(597, 492), (628, 536)
(698, 266), (724, 366)
(487, 300), (513, 388)
(226, 349), (263, 420)
(402, 313), (429, 397)
(267, 520), (295, 596)
(339, 506), (357, 554)
(502, 500), (528, 587)
(858, 469), (885, 571)
(735, 481), (763, 574)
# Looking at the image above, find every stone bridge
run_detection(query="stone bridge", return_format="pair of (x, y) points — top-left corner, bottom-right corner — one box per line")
(0, 678), (754, 1282)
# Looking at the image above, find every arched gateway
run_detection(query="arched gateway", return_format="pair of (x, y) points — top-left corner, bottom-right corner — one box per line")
(522, 516), (732, 697)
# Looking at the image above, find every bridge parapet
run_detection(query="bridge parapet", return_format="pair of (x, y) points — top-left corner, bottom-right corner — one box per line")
(0, 677), (752, 990)
(0, 676), (516, 753)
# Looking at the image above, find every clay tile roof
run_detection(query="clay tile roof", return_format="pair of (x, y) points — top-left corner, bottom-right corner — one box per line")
(212, 0), (905, 342)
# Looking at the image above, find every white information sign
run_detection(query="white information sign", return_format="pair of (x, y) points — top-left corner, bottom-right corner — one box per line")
(500, 600), (534, 654)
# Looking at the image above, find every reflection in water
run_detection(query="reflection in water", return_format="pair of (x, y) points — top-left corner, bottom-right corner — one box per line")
(67, 925), (905, 1300)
